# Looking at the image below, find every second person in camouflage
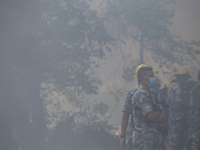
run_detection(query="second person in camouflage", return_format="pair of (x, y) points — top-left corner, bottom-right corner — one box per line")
(167, 67), (191, 150)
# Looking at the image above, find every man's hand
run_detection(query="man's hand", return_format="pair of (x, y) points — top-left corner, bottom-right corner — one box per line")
(159, 134), (167, 150)
(120, 112), (129, 150)
(163, 120), (168, 129)
(158, 113), (168, 122)
(120, 137), (126, 150)
(159, 140), (166, 150)
(146, 111), (160, 121)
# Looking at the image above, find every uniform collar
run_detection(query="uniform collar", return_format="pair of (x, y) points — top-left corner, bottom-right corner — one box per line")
(139, 84), (154, 96)
(174, 82), (182, 88)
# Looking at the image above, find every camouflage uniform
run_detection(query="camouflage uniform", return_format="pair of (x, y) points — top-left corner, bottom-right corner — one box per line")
(130, 85), (164, 150)
(184, 81), (200, 150)
(167, 82), (186, 150)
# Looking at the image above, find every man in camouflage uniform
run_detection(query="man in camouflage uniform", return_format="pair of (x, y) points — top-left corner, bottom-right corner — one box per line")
(184, 71), (200, 150)
(167, 67), (191, 150)
(122, 64), (168, 150)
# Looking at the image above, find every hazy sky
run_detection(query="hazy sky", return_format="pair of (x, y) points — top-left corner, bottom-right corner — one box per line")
(169, 0), (200, 41)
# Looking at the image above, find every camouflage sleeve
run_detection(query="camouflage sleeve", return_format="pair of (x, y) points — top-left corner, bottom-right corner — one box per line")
(138, 95), (153, 117)
(188, 94), (195, 120)
(122, 98), (132, 114)
(122, 92), (132, 114)
(174, 87), (183, 104)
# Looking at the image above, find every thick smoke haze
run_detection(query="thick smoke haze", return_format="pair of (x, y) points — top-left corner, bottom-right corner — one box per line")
(0, 0), (199, 150)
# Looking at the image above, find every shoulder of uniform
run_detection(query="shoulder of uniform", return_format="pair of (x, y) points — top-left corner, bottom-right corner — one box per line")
(171, 83), (181, 91)
(191, 83), (200, 94)
(126, 89), (137, 97)
(168, 83), (176, 91)
(135, 88), (146, 96)
(136, 90), (149, 102)
(132, 88), (143, 100)
(130, 89), (137, 94)
(173, 83), (180, 88)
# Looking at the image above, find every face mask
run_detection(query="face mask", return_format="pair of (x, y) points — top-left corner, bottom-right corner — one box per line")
(144, 76), (156, 87)
(149, 78), (156, 87)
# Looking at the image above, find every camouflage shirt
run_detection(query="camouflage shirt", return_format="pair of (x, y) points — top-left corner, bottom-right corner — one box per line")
(168, 82), (186, 121)
(131, 84), (164, 142)
(188, 81), (200, 132)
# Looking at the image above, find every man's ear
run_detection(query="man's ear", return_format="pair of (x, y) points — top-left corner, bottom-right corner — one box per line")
(140, 76), (144, 82)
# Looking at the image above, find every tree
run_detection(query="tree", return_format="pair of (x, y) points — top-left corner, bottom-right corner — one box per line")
(39, 0), (114, 94)
(105, 0), (200, 81)
(0, 0), (113, 149)
(106, 0), (199, 68)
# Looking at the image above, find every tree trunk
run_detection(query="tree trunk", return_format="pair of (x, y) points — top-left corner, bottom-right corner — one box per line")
(140, 35), (144, 64)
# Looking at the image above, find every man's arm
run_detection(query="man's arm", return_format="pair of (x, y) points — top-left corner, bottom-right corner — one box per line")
(146, 110), (168, 149)
(146, 111), (167, 122)
(146, 111), (168, 129)
(120, 112), (129, 150)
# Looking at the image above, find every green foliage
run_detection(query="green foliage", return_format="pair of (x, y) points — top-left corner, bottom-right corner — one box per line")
(106, 0), (200, 82)
(106, 0), (174, 40)
(93, 102), (109, 116)
(122, 65), (138, 82)
(0, 0), (114, 149)
(39, 0), (114, 94)
(42, 85), (112, 129)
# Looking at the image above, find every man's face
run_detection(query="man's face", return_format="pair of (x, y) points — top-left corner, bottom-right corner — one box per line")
(142, 70), (155, 83)
(181, 74), (189, 84)
(177, 74), (189, 86)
